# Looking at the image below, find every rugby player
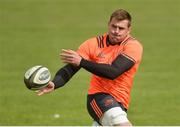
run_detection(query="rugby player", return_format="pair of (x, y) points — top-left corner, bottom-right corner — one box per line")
(37, 9), (143, 126)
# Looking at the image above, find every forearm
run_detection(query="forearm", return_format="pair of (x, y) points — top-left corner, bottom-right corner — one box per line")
(80, 54), (134, 80)
(80, 59), (118, 79)
(52, 64), (80, 89)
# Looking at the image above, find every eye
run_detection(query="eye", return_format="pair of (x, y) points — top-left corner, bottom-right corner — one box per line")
(111, 24), (117, 29)
(118, 27), (125, 30)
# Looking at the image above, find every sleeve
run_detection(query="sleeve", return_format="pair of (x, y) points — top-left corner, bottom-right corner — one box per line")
(77, 37), (97, 60)
(122, 41), (143, 63)
(52, 64), (80, 89)
(80, 54), (135, 80)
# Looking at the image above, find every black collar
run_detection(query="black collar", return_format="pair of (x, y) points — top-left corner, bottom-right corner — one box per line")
(106, 35), (122, 46)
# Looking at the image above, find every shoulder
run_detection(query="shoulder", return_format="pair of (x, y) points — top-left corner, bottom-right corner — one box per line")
(81, 36), (97, 46)
(124, 36), (143, 51)
(122, 36), (143, 62)
(77, 35), (104, 60)
(80, 34), (106, 47)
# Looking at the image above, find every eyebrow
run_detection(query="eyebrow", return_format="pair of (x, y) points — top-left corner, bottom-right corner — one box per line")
(112, 24), (126, 29)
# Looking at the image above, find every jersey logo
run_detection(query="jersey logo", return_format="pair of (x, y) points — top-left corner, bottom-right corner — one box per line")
(97, 52), (105, 58)
(104, 98), (114, 107)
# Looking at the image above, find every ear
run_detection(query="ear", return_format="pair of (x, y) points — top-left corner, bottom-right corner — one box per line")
(128, 26), (132, 34)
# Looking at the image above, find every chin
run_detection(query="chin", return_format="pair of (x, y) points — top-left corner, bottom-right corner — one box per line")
(113, 38), (121, 43)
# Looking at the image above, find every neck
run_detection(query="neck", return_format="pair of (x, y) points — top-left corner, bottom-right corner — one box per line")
(107, 34), (131, 46)
(106, 36), (117, 45)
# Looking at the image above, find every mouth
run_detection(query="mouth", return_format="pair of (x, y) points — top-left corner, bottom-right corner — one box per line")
(111, 33), (121, 38)
(111, 34), (121, 40)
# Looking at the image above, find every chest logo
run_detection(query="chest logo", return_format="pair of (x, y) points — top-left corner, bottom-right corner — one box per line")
(97, 52), (105, 58)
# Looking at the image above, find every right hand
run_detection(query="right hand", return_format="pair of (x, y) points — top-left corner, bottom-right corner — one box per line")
(60, 49), (82, 66)
(36, 81), (55, 96)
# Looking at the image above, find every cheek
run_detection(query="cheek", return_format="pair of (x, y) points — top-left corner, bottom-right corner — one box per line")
(121, 30), (129, 35)
(108, 26), (116, 33)
(108, 27), (113, 33)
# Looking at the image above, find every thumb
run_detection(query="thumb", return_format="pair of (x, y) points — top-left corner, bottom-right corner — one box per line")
(36, 89), (45, 96)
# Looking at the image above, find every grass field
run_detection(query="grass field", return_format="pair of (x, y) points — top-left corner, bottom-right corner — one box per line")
(0, 0), (180, 126)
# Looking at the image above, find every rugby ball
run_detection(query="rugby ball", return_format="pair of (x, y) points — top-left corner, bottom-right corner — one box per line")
(24, 65), (51, 90)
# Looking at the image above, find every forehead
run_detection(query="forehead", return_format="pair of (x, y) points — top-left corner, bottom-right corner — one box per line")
(109, 18), (129, 27)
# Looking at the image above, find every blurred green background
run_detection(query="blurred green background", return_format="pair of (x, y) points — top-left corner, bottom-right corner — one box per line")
(0, 0), (180, 125)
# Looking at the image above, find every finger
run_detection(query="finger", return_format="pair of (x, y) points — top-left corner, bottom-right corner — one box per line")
(61, 59), (73, 64)
(61, 56), (73, 61)
(61, 49), (72, 54)
(61, 55), (74, 60)
(35, 90), (40, 93)
(69, 50), (77, 54)
(62, 49), (78, 56)
(60, 52), (75, 58)
(37, 90), (44, 96)
(61, 57), (75, 63)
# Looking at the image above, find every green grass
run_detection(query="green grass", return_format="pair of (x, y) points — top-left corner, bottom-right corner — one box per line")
(0, 0), (180, 125)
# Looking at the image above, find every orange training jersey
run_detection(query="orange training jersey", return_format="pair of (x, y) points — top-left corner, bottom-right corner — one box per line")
(77, 33), (143, 109)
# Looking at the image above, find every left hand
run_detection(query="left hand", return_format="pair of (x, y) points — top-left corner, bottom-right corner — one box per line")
(60, 49), (82, 66)
(36, 81), (55, 96)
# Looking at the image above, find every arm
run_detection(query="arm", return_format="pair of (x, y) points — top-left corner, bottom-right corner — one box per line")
(60, 49), (135, 80)
(80, 54), (134, 79)
(52, 64), (80, 89)
(36, 64), (80, 95)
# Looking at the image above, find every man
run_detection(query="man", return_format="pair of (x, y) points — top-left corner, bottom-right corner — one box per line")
(37, 9), (143, 126)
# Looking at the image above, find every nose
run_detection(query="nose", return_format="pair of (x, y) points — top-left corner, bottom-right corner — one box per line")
(114, 27), (119, 34)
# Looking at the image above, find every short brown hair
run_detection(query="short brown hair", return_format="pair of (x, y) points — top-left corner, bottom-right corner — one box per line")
(109, 9), (132, 27)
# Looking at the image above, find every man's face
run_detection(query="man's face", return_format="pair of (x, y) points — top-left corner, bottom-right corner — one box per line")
(108, 18), (131, 44)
